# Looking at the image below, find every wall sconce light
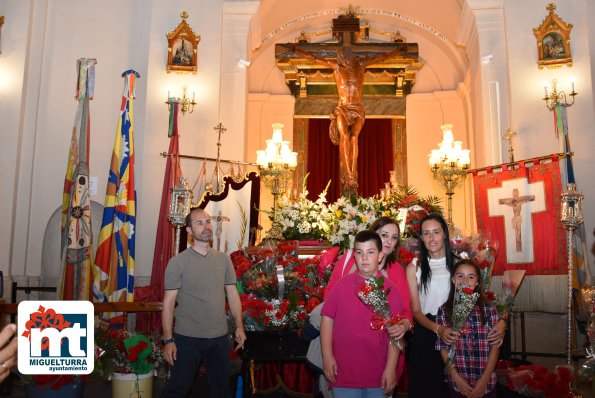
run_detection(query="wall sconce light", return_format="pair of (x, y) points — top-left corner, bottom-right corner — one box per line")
(543, 78), (577, 110)
(166, 85), (196, 116)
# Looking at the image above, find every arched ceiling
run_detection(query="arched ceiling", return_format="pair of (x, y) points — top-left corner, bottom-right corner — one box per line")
(247, 0), (471, 95)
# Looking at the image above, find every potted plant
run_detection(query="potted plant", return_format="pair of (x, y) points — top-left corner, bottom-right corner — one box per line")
(94, 318), (163, 398)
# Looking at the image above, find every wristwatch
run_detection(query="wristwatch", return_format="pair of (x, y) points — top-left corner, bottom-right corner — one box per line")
(161, 337), (175, 345)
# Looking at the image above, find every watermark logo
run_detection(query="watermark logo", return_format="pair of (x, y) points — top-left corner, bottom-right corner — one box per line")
(18, 301), (94, 374)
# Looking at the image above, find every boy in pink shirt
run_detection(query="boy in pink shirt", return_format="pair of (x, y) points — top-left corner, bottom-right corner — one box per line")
(321, 230), (402, 397)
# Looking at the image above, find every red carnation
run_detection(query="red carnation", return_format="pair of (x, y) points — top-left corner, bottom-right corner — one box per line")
(485, 290), (496, 302)
(461, 287), (475, 295)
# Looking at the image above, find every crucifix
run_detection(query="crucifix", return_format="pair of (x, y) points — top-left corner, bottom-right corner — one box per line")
(502, 128), (517, 163)
(210, 210), (230, 251)
(276, 12), (417, 197)
(213, 122), (226, 192)
(498, 188), (536, 252)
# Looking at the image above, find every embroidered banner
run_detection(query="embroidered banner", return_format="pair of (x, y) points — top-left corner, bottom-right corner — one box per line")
(60, 58), (97, 300)
(472, 158), (565, 276)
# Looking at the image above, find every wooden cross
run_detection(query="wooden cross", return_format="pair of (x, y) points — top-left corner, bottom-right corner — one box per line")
(276, 13), (417, 70)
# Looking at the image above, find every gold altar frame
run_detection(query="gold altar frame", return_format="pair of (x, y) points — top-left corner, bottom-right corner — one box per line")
(533, 4), (573, 69)
(166, 11), (201, 74)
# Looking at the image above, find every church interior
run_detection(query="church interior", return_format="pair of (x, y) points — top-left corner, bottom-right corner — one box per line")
(2, 0), (595, 397)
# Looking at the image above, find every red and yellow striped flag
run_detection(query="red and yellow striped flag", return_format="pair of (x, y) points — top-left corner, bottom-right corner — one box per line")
(93, 70), (139, 319)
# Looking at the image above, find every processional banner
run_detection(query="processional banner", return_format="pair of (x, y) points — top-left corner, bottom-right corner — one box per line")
(93, 70), (138, 318)
(472, 157), (565, 276)
(60, 58), (97, 300)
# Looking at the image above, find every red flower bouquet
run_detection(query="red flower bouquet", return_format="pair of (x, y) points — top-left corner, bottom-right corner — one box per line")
(444, 285), (479, 374)
(356, 275), (404, 350)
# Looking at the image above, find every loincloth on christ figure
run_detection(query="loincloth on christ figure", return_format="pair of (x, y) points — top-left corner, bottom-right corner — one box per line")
(329, 104), (365, 145)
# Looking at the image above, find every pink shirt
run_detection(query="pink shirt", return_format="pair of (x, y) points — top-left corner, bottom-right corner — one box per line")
(324, 250), (412, 382)
(322, 271), (403, 388)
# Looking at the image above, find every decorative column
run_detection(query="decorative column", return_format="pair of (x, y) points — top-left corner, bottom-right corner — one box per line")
(560, 183), (584, 365)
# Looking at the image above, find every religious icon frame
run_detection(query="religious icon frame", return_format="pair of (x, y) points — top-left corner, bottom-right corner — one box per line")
(532, 3), (573, 69)
(166, 11), (201, 74)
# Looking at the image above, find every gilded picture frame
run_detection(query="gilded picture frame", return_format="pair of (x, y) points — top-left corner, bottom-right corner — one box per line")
(166, 11), (201, 74)
(533, 3), (573, 69)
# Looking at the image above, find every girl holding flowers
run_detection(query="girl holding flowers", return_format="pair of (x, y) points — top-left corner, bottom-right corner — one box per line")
(436, 259), (499, 398)
(406, 214), (506, 397)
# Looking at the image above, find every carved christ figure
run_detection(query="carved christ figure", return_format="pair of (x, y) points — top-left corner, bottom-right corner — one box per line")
(292, 44), (405, 193)
(498, 188), (535, 251)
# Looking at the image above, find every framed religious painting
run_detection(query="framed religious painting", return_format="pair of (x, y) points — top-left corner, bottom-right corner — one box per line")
(166, 11), (201, 73)
(533, 3), (573, 69)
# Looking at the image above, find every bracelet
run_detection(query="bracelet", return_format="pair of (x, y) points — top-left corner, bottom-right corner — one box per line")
(161, 337), (175, 345)
(435, 324), (441, 339)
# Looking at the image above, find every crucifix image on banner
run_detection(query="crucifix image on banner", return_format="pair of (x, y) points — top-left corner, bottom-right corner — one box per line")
(488, 179), (545, 264)
(211, 210), (230, 252)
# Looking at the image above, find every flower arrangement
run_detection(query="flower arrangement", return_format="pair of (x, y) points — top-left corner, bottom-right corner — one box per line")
(94, 318), (163, 376)
(230, 241), (327, 331)
(327, 195), (399, 252)
(277, 176), (333, 241)
(444, 285), (480, 374)
(385, 185), (443, 239)
(356, 275), (404, 350)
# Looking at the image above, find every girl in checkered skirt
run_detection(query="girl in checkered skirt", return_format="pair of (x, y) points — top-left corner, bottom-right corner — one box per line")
(436, 259), (500, 398)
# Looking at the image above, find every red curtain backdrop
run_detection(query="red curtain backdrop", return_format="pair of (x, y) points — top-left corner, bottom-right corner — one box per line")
(306, 118), (393, 202)
(472, 158), (565, 276)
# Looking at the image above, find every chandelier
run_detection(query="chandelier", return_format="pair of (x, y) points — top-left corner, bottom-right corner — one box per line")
(256, 123), (297, 242)
(428, 124), (470, 227)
